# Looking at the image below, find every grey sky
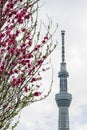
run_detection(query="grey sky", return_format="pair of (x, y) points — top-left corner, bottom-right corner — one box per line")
(14, 0), (87, 130)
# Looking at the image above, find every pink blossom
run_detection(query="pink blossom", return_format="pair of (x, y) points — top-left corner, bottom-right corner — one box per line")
(1, 49), (5, 54)
(14, 69), (18, 74)
(15, 49), (20, 56)
(9, 48), (15, 55)
(22, 28), (26, 32)
(27, 53), (33, 58)
(28, 63), (31, 68)
(33, 92), (41, 96)
(43, 55), (47, 59)
(37, 59), (43, 65)
(16, 29), (20, 34)
(22, 54), (26, 59)
(31, 78), (37, 82)
(9, 70), (14, 75)
(25, 14), (30, 19)
(44, 36), (48, 40)
(27, 41), (32, 46)
(42, 68), (46, 71)
(42, 40), (46, 44)
(20, 60), (26, 65)
(24, 86), (29, 93)
(25, 59), (30, 63)
(34, 45), (40, 51)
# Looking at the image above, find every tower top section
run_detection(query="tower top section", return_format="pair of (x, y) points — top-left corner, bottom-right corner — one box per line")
(58, 30), (69, 78)
(61, 30), (65, 63)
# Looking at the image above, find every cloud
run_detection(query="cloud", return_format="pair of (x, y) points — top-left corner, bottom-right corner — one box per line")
(78, 105), (87, 124)
(70, 104), (87, 130)
(45, 0), (87, 9)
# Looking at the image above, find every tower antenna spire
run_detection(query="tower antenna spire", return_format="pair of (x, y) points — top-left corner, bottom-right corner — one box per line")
(61, 30), (65, 62)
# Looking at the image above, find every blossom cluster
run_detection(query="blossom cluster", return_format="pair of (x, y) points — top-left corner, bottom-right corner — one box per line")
(0, 0), (49, 94)
(0, 0), (57, 129)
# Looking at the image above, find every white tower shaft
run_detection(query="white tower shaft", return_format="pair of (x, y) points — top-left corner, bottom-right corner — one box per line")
(59, 107), (69, 130)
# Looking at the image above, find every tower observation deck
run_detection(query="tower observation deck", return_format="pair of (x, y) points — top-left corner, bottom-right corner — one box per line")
(55, 30), (72, 130)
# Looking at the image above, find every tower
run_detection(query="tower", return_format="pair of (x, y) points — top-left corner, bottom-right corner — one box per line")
(55, 30), (72, 130)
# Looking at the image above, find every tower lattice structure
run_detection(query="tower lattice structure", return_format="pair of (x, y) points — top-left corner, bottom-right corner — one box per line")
(55, 30), (72, 130)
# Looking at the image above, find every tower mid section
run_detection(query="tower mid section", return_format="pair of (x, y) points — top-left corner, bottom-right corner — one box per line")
(55, 30), (72, 130)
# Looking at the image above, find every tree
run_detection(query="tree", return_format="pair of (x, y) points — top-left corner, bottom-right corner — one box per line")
(0, 0), (58, 129)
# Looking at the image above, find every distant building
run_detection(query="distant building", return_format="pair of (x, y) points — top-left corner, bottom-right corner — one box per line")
(55, 30), (72, 130)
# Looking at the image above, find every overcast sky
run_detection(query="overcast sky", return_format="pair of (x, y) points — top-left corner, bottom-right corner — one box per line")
(14, 0), (87, 130)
